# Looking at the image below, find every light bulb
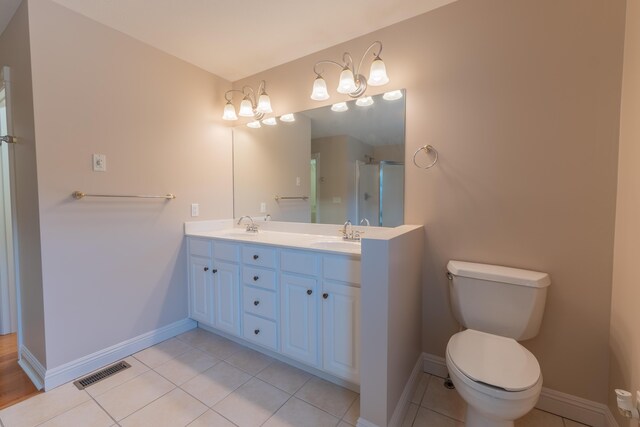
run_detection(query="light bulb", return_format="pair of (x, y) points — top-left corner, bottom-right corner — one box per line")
(257, 93), (272, 114)
(311, 76), (329, 101)
(280, 113), (295, 122)
(368, 57), (389, 86)
(356, 96), (374, 107)
(337, 67), (357, 94)
(262, 117), (277, 126)
(331, 102), (349, 112)
(222, 102), (238, 120)
(238, 98), (254, 117)
(247, 120), (261, 129)
(383, 90), (403, 101)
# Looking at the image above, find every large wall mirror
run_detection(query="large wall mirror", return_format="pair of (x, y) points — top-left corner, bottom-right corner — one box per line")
(233, 90), (405, 227)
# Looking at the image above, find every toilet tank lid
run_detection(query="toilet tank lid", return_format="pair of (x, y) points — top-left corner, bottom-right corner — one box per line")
(447, 261), (550, 288)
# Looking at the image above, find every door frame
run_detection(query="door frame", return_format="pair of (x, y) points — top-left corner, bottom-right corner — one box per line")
(0, 65), (21, 341)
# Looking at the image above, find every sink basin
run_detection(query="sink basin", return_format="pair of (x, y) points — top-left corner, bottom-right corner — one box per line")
(309, 240), (361, 251)
(219, 230), (259, 238)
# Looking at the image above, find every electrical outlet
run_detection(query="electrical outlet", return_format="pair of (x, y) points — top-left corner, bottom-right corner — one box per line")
(296, 177), (301, 186)
(92, 154), (106, 172)
(191, 203), (199, 217)
(260, 202), (267, 213)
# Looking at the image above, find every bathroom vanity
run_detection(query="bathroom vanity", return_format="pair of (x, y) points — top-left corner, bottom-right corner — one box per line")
(186, 225), (362, 385)
(185, 219), (424, 426)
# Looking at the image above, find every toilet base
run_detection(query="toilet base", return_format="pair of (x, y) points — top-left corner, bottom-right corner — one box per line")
(465, 405), (513, 427)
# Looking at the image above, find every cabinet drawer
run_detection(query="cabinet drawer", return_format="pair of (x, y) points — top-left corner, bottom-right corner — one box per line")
(243, 314), (277, 350)
(242, 267), (277, 291)
(323, 256), (361, 285)
(214, 241), (240, 263)
(189, 238), (212, 257)
(242, 245), (277, 268)
(281, 250), (319, 276)
(243, 286), (277, 320)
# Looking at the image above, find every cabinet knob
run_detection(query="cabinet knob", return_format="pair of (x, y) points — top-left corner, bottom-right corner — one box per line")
(254, 300), (260, 306)
(253, 275), (259, 281)
(204, 267), (209, 272)
(254, 329), (260, 335)
(212, 269), (218, 274)
(253, 254), (259, 260)
(307, 289), (313, 295)
(323, 293), (329, 299)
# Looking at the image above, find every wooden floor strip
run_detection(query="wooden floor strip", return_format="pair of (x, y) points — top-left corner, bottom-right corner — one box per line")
(0, 334), (40, 410)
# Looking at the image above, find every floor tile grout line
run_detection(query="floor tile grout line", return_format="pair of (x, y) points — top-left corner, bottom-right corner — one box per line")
(420, 405), (465, 424)
(28, 391), (92, 427)
(113, 384), (177, 425)
(88, 391), (119, 426)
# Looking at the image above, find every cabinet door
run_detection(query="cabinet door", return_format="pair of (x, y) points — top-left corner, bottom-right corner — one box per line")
(280, 274), (318, 366)
(322, 282), (360, 383)
(189, 255), (213, 325)
(213, 260), (241, 336)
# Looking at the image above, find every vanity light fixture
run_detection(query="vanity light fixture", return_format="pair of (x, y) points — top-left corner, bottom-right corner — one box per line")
(331, 102), (349, 112)
(247, 120), (261, 129)
(355, 96), (374, 107)
(280, 113), (295, 122)
(262, 117), (278, 126)
(222, 80), (273, 121)
(310, 41), (389, 100)
(383, 90), (403, 101)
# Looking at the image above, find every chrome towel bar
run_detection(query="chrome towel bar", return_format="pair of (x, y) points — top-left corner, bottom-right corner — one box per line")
(274, 195), (309, 202)
(72, 191), (176, 200)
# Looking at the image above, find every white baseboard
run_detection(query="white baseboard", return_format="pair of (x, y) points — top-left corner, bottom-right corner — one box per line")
(388, 352), (425, 427)
(422, 352), (613, 427)
(42, 318), (196, 390)
(18, 345), (45, 390)
(423, 353), (448, 378)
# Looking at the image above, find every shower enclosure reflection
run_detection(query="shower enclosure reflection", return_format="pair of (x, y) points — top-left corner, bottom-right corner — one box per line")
(233, 90), (405, 227)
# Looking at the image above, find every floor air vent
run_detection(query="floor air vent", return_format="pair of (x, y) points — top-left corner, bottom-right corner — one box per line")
(73, 360), (131, 390)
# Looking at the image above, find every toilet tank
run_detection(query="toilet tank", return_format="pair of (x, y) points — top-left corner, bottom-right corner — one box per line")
(447, 260), (551, 340)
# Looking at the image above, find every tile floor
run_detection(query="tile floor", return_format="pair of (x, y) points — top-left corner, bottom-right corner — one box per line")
(0, 328), (590, 427)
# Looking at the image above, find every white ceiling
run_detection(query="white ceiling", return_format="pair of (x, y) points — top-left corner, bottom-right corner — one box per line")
(0, 0), (22, 38)
(45, 0), (458, 82)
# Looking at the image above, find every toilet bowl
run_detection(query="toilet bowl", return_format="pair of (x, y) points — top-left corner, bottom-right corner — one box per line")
(445, 329), (543, 427)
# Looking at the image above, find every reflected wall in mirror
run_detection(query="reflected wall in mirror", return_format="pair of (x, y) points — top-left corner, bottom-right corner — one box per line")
(233, 90), (405, 227)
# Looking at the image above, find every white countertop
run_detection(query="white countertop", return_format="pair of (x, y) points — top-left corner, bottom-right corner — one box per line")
(186, 228), (361, 257)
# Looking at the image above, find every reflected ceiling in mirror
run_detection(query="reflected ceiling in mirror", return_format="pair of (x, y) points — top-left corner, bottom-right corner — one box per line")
(233, 89), (405, 227)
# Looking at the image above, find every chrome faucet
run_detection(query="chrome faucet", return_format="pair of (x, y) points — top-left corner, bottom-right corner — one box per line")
(359, 218), (370, 226)
(341, 220), (364, 241)
(237, 216), (259, 232)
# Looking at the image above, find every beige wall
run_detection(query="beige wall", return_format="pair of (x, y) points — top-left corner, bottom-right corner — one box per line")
(0, 1), (46, 365)
(609, 0), (640, 424)
(235, 0), (626, 403)
(26, 0), (232, 369)
(233, 115), (311, 222)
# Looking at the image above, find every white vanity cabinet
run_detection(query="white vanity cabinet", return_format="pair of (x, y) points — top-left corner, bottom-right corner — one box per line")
(186, 236), (361, 384)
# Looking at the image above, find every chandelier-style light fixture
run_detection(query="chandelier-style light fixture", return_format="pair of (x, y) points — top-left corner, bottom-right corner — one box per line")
(310, 41), (389, 101)
(222, 80), (272, 121)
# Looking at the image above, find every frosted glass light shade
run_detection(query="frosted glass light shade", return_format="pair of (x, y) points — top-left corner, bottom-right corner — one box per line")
(280, 113), (295, 122)
(368, 57), (389, 86)
(311, 76), (329, 101)
(257, 93), (272, 113)
(247, 120), (261, 128)
(222, 102), (238, 120)
(262, 117), (277, 126)
(331, 102), (349, 112)
(337, 67), (357, 94)
(356, 96), (374, 107)
(383, 90), (403, 101)
(238, 99), (254, 117)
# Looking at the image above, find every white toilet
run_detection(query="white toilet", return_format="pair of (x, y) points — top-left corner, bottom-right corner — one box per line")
(445, 260), (551, 427)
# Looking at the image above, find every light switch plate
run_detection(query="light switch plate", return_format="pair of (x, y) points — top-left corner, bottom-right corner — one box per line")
(92, 154), (106, 172)
(260, 202), (267, 213)
(191, 203), (199, 217)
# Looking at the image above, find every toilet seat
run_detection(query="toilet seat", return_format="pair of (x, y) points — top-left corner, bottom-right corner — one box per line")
(447, 329), (540, 392)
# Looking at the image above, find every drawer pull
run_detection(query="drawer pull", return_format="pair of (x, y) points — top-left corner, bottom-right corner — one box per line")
(253, 254), (259, 260)
(307, 289), (313, 295)
(323, 293), (329, 299)
(203, 267), (209, 272)
(253, 275), (259, 281)
(212, 269), (218, 274)
(254, 329), (260, 335)
(253, 300), (260, 306)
